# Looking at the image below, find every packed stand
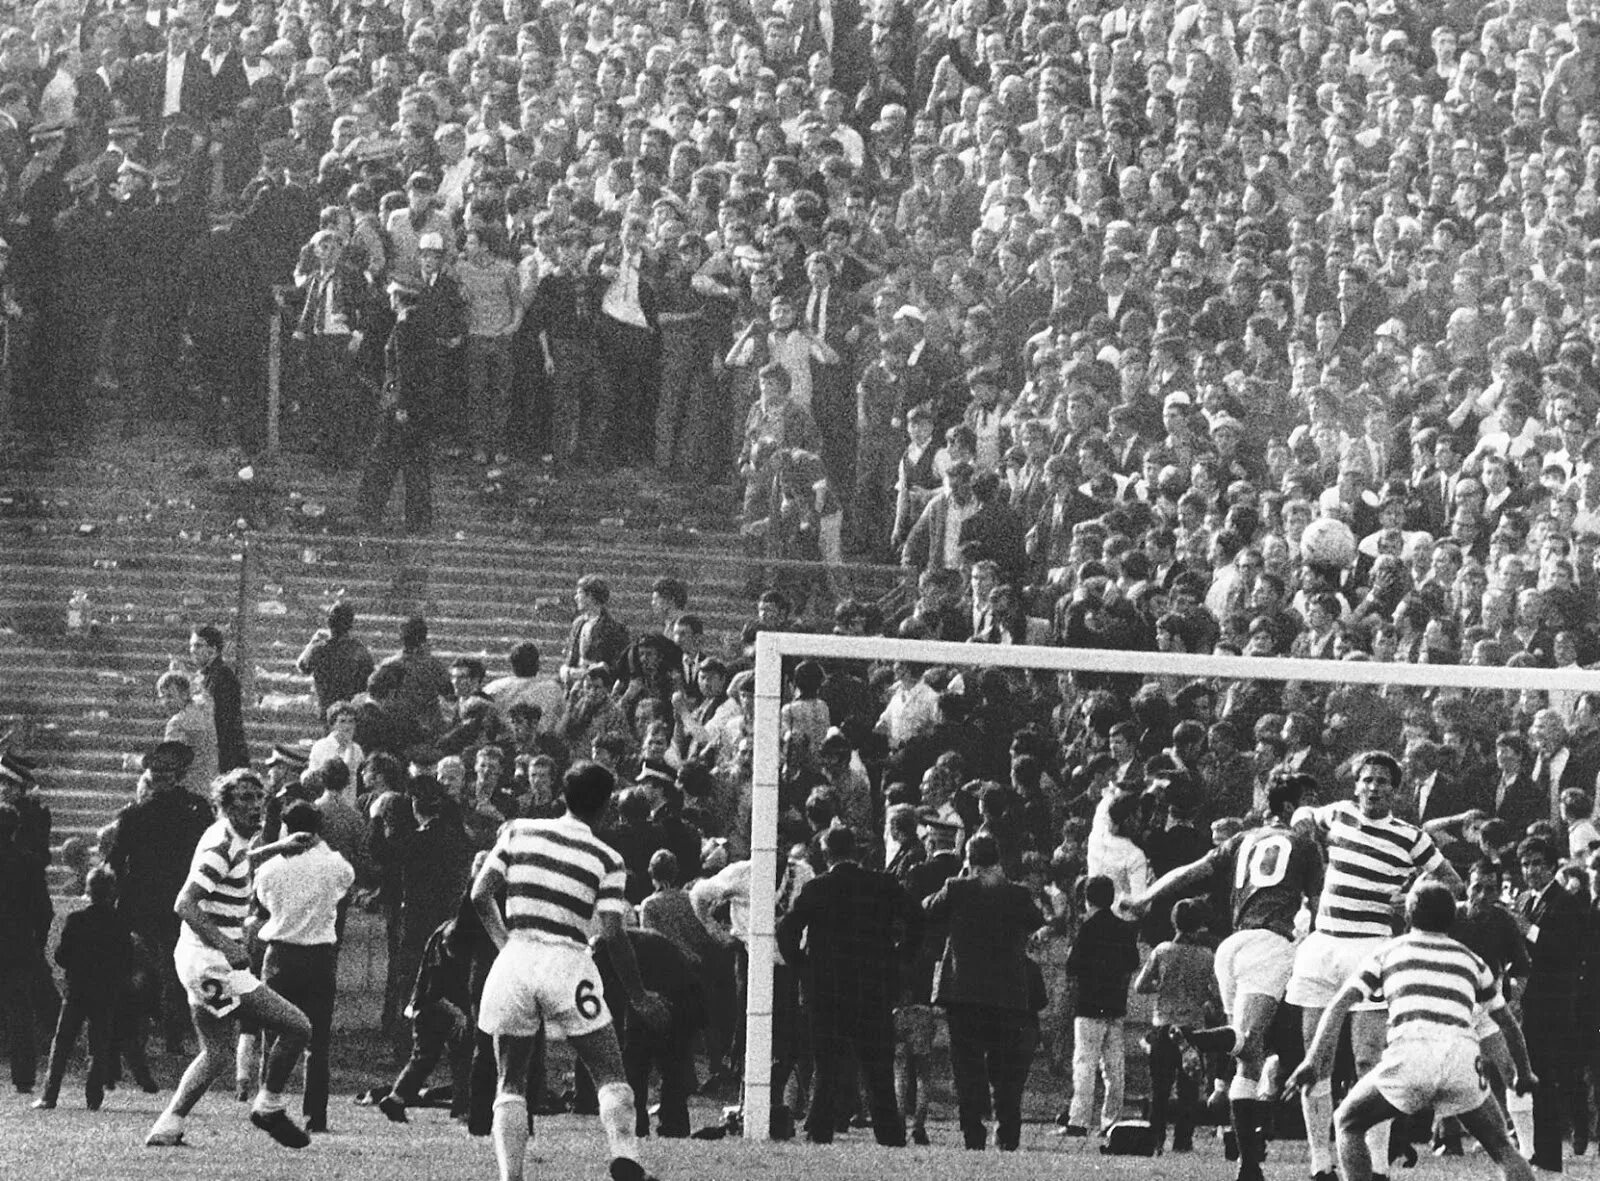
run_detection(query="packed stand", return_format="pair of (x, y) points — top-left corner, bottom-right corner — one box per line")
(4, 0), (1600, 1166)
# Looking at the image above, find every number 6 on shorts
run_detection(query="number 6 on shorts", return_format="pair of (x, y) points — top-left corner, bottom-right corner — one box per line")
(575, 979), (602, 1020)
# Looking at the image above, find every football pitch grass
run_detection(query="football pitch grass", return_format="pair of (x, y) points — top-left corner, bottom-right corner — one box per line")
(0, 1089), (1549, 1181)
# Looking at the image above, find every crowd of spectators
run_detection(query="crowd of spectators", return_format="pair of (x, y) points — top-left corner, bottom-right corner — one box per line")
(10, 547), (1597, 1147)
(8, 0), (1600, 1151)
(5, 0), (1600, 564)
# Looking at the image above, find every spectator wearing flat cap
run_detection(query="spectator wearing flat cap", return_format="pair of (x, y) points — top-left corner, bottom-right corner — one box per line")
(385, 171), (455, 284)
(101, 741), (212, 1056)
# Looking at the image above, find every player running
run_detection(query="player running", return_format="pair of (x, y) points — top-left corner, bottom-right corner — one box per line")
(1129, 773), (1324, 1181)
(1283, 751), (1462, 1181)
(1288, 880), (1537, 1181)
(144, 768), (314, 1149)
(472, 760), (670, 1181)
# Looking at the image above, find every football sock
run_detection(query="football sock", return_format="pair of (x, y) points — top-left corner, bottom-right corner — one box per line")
(597, 1081), (639, 1162)
(492, 1094), (529, 1181)
(1186, 1025), (1240, 1055)
(1507, 1090), (1535, 1152)
(1303, 1080), (1335, 1175)
(1366, 1119), (1391, 1169)
(253, 1089), (285, 1115)
(237, 1034), (260, 1086)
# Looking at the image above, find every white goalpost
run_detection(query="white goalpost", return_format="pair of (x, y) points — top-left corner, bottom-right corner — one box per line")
(743, 630), (1600, 1141)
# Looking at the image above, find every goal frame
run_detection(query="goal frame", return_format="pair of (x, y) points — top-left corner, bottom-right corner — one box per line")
(744, 630), (1600, 1140)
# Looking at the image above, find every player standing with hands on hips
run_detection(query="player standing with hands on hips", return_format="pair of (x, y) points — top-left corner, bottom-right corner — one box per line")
(472, 761), (671, 1181)
(1288, 880), (1538, 1181)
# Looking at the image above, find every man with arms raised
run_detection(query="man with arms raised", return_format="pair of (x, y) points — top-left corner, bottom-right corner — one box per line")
(1283, 751), (1462, 1181)
(1289, 881), (1536, 1181)
(472, 761), (670, 1181)
(1130, 772), (1324, 1181)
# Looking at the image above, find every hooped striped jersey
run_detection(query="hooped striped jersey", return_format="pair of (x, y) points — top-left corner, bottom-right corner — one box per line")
(482, 814), (628, 947)
(1353, 930), (1504, 1043)
(177, 817), (252, 950)
(1311, 801), (1446, 939)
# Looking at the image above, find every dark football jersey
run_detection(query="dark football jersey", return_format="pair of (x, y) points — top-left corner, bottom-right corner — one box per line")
(1206, 823), (1325, 940)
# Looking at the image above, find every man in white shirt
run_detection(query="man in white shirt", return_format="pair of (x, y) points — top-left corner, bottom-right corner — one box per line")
(593, 213), (659, 465)
(434, 123), (472, 216)
(253, 802), (354, 1134)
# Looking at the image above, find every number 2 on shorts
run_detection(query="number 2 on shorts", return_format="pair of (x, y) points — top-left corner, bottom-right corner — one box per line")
(200, 978), (230, 1013)
(575, 979), (602, 1020)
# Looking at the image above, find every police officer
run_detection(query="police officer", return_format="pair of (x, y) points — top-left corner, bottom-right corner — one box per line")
(101, 742), (212, 1056)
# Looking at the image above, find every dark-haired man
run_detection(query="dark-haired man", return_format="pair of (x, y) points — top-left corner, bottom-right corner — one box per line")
(1284, 752), (1462, 1181)
(923, 831), (1043, 1151)
(1515, 837), (1590, 1171)
(190, 625), (248, 772)
(777, 824), (922, 1146)
(374, 616), (452, 742)
(473, 761), (670, 1181)
(1289, 880), (1536, 1181)
(560, 575), (631, 688)
(1131, 773), (1324, 1181)
(253, 801), (355, 1134)
(296, 602), (375, 718)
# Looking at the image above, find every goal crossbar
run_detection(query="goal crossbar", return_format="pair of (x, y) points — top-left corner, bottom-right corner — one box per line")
(743, 632), (1600, 1140)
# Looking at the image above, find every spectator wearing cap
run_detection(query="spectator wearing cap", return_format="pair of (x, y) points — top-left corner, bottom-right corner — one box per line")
(895, 301), (954, 409)
(385, 171), (454, 283)
(358, 271), (448, 533)
(102, 742), (212, 1056)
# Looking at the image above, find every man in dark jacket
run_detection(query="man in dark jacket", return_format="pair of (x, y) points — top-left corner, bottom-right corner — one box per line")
(1516, 837), (1592, 1171)
(296, 602), (376, 718)
(102, 741), (212, 1055)
(922, 831), (1043, 1150)
(559, 575), (631, 687)
(373, 616), (453, 743)
(190, 625), (248, 771)
(596, 926), (707, 1138)
(1063, 874), (1141, 1135)
(36, 865), (133, 1109)
(0, 802), (52, 1092)
(778, 825), (923, 1146)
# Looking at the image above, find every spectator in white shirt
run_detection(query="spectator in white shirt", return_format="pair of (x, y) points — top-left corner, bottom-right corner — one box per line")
(253, 802), (355, 1133)
(307, 701), (364, 777)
